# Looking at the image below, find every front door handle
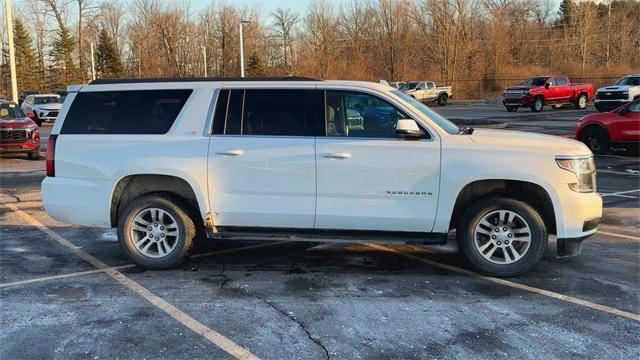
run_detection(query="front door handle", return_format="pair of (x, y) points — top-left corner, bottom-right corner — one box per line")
(215, 149), (244, 156)
(321, 152), (351, 159)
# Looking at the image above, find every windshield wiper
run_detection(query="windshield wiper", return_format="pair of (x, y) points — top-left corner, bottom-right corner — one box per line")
(457, 125), (474, 135)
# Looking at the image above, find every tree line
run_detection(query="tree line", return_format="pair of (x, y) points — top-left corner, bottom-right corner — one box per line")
(1, 0), (638, 98)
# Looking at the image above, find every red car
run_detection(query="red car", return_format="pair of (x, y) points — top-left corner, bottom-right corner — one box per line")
(503, 75), (595, 113)
(0, 101), (41, 159)
(575, 100), (640, 154)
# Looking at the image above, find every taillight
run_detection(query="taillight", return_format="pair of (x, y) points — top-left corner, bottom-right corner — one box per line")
(46, 134), (58, 177)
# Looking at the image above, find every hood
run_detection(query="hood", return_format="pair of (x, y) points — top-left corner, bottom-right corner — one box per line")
(505, 85), (534, 92)
(469, 128), (590, 156)
(0, 117), (38, 128)
(33, 102), (62, 111)
(597, 85), (632, 92)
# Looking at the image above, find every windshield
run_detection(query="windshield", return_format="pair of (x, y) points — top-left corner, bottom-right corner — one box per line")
(614, 76), (640, 86)
(390, 89), (460, 135)
(0, 103), (26, 118)
(521, 77), (548, 86)
(33, 96), (60, 105)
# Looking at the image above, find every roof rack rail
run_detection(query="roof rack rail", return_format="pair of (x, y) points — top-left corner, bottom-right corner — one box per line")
(89, 76), (321, 85)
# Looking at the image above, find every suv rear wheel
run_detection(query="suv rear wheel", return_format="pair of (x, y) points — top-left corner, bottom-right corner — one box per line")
(457, 197), (547, 277)
(117, 193), (196, 269)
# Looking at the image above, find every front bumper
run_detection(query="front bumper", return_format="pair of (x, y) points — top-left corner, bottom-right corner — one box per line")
(557, 217), (600, 257)
(594, 100), (629, 112)
(503, 97), (534, 107)
(0, 139), (40, 153)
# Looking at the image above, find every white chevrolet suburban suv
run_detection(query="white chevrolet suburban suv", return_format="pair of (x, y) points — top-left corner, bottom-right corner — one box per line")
(42, 77), (602, 277)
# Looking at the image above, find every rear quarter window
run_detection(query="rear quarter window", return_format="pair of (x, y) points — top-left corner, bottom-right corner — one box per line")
(61, 90), (192, 134)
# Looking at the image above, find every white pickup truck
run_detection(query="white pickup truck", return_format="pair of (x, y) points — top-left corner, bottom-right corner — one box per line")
(42, 77), (601, 277)
(401, 81), (452, 106)
(595, 74), (640, 112)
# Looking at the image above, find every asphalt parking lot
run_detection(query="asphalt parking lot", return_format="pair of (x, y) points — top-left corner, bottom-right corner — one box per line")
(1, 102), (639, 359)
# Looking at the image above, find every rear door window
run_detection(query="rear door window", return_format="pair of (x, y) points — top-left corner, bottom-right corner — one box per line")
(61, 90), (192, 134)
(217, 89), (323, 137)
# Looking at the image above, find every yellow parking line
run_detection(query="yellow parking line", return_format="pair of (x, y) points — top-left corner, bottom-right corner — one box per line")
(366, 243), (640, 322)
(5, 203), (260, 360)
(0, 241), (290, 289)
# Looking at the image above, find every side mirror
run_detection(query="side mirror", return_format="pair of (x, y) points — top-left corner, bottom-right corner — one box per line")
(26, 111), (35, 120)
(395, 119), (424, 140)
(545, 83), (551, 89)
(619, 107), (629, 116)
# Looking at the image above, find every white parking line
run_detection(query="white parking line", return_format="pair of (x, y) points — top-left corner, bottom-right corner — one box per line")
(598, 170), (640, 176)
(4, 203), (260, 360)
(0, 241), (289, 289)
(597, 230), (640, 242)
(366, 244), (640, 322)
(600, 189), (640, 198)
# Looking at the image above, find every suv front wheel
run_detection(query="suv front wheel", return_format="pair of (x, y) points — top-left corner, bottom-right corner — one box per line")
(117, 194), (196, 269)
(457, 197), (547, 277)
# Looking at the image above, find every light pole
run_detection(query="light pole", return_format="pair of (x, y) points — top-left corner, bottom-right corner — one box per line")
(4, 0), (18, 103)
(202, 45), (207, 77)
(239, 20), (250, 78)
(90, 42), (96, 80)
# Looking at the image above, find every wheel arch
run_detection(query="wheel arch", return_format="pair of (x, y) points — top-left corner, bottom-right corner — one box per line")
(579, 122), (610, 140)
(110, 174), (206, 228)
(449, 179), (556, 235)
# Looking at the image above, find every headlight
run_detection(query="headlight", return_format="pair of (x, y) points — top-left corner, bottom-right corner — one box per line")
(556, 156), (596, 192)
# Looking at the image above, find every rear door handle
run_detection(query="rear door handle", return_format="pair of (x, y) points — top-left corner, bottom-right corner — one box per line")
(321, 152), (351, 159)
(215, 149), (244, 156)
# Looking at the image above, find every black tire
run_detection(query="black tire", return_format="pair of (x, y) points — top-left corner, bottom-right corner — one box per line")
(530, 97), (544, 112)
(457, 197), (547, 277)
(27, 148), (40, 160)
(437, 93), (448, 106)
(117, 193), (196, 269)
(575, 93), (588, 110)
(505, 105), (518, 112)
(580, 126), (610, 154)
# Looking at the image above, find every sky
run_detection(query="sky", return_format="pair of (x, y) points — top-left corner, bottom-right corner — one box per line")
(188, 0), (351, 15)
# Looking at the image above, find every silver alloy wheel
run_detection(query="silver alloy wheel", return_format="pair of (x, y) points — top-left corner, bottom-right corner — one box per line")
(130, 207), (180, 258)
(579, 95), (587, 108)
(535, 99), (543, 111)
(473, 210), (532, 265)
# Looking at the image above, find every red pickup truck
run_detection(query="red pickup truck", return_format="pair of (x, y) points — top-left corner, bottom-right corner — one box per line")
(0, 100), (41, 159)
(503, 75), (595, 112)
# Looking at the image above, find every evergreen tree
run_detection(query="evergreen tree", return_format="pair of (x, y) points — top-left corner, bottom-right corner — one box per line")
(13, 19), (41, 90)
(557, 0), (576, 27)
(95, 29), (124, 78)
(246, 53), (265, 77)
(49, 26), (78, 87)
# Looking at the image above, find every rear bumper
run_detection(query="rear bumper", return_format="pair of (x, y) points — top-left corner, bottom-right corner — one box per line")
(42, 176), (112, 227)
